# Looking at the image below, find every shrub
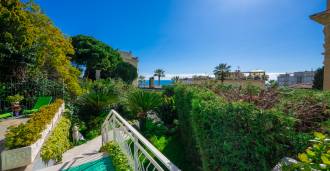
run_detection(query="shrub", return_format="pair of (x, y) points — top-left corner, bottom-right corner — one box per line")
(100, 141), (132, 171)
(149, 136), (171, 151)
(76, 79), (135, 127)
(285, 132), (330, 171)
(127, 90), (162, 131)
(6, 94), (24, 103)
(110, 62), (138, 84)
(174, 85), (308, 171)
(191, 100), (296, 171)
(85, 129), (101, 140)
(5, 99), (64, 149)
(276, 89), (330, 132)
(144, 118), (168, 137)
(41, 115), (71, 163)
(174, 85), (221, 170)
(156, 86), (177, 125)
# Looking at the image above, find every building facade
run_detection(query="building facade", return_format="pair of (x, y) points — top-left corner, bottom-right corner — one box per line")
(119, 50), (139, 86)
(311, 0), (330, 91)
(119, 51), (139, 69)
(277, 71), (315, 87)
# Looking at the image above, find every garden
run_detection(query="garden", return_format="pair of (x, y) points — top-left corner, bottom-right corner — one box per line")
(1, 0), (330, 171)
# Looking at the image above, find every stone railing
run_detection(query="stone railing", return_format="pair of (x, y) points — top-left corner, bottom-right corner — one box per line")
(1, 103), (65, 171)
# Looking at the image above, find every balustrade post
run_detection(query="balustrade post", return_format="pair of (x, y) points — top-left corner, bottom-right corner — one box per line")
(112, 115), (116, 141)
(133, 135), (139, 171)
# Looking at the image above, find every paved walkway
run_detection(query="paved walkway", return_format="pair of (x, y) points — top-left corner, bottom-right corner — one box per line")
(37, 136), (104, 171)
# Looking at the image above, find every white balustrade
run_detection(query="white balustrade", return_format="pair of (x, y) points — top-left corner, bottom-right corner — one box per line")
(101, 110), (181, 171)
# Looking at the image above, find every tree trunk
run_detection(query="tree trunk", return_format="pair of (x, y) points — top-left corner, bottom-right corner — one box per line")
(139, 117), (147, 132)
(158, 76), (161, 86)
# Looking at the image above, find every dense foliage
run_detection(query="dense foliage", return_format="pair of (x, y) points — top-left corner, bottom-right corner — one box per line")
(0, 0), (82, 95)
(127, 90), (162, 131)
(100, 141), (132, 171)
(206, 83), (330, 132)
(313, 67), (324, 90)
(174, 85), (311, 171)
(74, 79), (136, 140)
(41, 115), (71, 163)
(275, 89), (330, 132)
(5, 99), (64, 149)
(111, 62), (138, 84)
(285, 132), (330, 171)
(71, 35), (122, 80)
(156, 86), (177, 126)
(174, 86), (211, 170)
(6, 94), (24, 103)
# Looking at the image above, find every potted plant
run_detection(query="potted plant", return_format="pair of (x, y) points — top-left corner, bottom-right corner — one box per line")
(6, 94), (24, 117)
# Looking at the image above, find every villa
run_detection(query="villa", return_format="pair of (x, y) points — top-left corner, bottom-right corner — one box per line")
(277, 71), (315, 88)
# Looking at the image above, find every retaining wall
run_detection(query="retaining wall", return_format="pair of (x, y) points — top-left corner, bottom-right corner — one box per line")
(1, 103), (65, 170)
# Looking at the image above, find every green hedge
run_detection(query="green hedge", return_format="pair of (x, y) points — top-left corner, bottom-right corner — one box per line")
(5, 99), (64, 149)
(41, 115), (71, 163)
(174, 85), (308, 171)
(100, 141), (132, 171)
(174, 85), (224, 171)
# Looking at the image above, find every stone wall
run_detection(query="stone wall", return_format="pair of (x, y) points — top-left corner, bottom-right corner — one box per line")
(324, 24), (330, 90)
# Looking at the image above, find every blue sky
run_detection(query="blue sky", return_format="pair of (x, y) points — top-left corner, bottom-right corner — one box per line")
(36, 0), (325, 79)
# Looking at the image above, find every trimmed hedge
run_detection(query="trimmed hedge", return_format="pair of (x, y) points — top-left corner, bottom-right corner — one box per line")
(174, 85), (307, 171)
(100, 141), (132, 171)
(5, 99), (64, 149)
(174, 85), (224, 171)
(41, 115), (71, 163)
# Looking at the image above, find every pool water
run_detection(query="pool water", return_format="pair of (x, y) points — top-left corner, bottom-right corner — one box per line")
(63, 157), (115, 171)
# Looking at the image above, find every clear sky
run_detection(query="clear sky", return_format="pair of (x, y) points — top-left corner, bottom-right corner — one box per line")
(35, 0), (326, 79)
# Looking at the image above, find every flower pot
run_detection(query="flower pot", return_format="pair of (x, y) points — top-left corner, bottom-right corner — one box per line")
(11, 102), (21, 117)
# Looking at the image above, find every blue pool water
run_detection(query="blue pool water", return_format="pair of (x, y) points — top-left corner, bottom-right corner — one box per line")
(63, 157), (115, 171)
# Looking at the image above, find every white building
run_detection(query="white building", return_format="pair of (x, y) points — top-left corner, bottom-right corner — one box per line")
(277, 71), (315, 87)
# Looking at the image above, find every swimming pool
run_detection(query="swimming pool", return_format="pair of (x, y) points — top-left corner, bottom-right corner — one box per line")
(63, 157), (115, 171)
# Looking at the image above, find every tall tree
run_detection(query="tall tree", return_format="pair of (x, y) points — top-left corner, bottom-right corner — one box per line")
(213, 64), (231, 83)
(313, 67), (324, 90)
(0, 0), (82, 95)
(110, 62), (137, 84)
(154, 69), (165, 86)
(71, 35), (122, 80)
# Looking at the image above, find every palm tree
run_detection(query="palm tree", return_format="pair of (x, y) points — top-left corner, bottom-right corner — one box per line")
(128, 90), (162, 131)
(213, 63), (231, 83)
(154, 69), (165, 86)
(171, 76), (180, 83)
(138, 75), (146, 87)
